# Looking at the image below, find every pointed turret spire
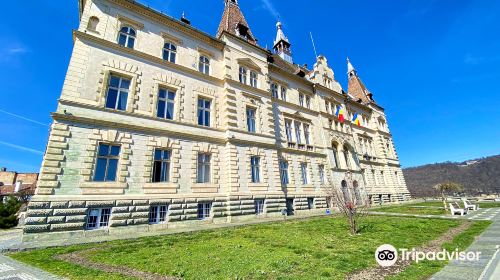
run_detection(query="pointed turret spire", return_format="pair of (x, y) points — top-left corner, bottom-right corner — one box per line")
(273, 21), (292, 63)
(217, 0), (257, 45)
(347, 58), (374, 103)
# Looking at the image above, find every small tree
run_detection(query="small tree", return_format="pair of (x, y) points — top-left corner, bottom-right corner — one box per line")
(322, 172), (371, 235)
(434, 182), (464, 211)
(0, 195), (22, 229)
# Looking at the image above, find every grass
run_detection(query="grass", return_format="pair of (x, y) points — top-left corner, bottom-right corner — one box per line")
(388, 220), (492, 280)
(9, 216), (484, 280)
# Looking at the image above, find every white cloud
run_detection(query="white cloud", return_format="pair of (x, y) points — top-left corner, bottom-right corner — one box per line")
(7, 47), (29, 54)
(260, 0), (280, 20)
(0, 141), (44, 156)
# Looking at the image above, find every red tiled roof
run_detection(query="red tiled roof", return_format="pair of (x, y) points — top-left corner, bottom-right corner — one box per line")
(216, 0), (257, 45)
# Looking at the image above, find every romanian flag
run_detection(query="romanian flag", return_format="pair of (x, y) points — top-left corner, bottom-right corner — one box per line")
(352, 112), (361, 127)
(335, 105), (345, 123)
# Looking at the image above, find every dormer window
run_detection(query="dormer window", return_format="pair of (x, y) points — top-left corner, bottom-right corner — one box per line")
(118, 26), (136, 49)
(235, 23), (250, 40)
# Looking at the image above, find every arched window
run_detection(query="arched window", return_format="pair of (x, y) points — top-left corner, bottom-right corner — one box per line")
(341, 180), (350, 202)
(199, 56), (210, 75)
(118, 26), (136, 49)
(343, 145), (351, 169)
(353, 180), (362, 205)
(163, 42), (176, 63)
(87, 16), (99, 32)
(332, 142), (339, 168)
(239, 66), (247, 84)
(250, 71), (257, 88)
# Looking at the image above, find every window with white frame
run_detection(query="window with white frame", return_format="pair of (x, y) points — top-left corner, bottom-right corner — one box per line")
(255, 199), (265, 215)
(239, 66), (247, 84)
(325, 100), (330, 113)
(152, 149), (171, 183)
(197, 202), (211, 220)
(307, 197), (314, 210)
(271, 82), (279, 98)
(105, 75), (130, 111)
(94, 144), (120, 182)
(300, 162), (308, 184)
(280, 86), (287, 101)
(86, 208), (111, 230)
(250, 156), (261, 183)
(319, 164), (325, 184)
(280, 160), (289, 184)
(163, 42), (177, 63)
(305, 95), (311, 109)
(197, 98), (211, 127)
(303, 124), (311, 145)
(199, 55), (210, 75)
(246, 107), (256, 133)
(299, 93), (304, 107)
(285, 119), (293, 142)
(149, 205), (168, 224)
(197, 153), (211, 183)
(118, 26), (136, 49)
(156, 88), (175, 120)
(250, 71), (257, 88)
(294, 121), (302, 144)
(343, 146), (351, 169)
(332, 144), (340, 168)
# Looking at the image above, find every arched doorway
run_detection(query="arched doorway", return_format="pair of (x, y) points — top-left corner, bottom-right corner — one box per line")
(341, 180), (350, 202)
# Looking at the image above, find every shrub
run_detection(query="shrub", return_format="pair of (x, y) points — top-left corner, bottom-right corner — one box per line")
(0, 196), (22, 229)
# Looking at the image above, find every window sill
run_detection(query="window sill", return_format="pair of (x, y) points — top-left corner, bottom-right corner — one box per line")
(248, 183), (268, 191)
(144, 182), (178, 194)
(80, 182), (127, 195)
(192, 183), (218, 193)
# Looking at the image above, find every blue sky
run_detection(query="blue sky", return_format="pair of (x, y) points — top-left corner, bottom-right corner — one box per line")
(0, 0), (499, 172)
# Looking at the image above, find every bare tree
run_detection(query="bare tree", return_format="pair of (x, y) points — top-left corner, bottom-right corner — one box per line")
(322, 171), (371, 235)
(434, 181), (464, 211)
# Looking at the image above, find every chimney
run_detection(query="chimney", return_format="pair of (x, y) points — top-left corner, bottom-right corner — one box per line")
(180, 12), (191, 25)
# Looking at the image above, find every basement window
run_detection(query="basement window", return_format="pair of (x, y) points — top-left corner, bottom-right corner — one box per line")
(86, 208), (111, 230)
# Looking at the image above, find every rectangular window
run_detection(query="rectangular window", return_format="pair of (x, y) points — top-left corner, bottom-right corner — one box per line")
(246, 107), (256, 133)
(197, 202), (211, 220)
(271, 83), (279, 98)
(239, 66), (247, 84)
(305, 96), (311, 109)
(86, 208), (111, 230)
(250, 156), (261, 183)
(149, 205), (168, 224)
(307, 198), (314, 210)
(197, 153), (211, 183)
(280, 161), (289, 184)
(197, 98), (211, 127)
(295, 121), (302, 144)
(250, 72), (258, 88)
(94, 144), (120, 182)
(301, 162), (308, 184)
(105, 75), (130, 111)
(152, 149), (171, 183)
(280, 86), (287, 101)
(255, 199), (265, 215)
(299, 93), (304, 107)
(319, 164), (325, 184)
(303, 124), (311, 145)
(325, 101), (330, 113)
(285, 119), (293, 142)
(156, 88), (175, 120)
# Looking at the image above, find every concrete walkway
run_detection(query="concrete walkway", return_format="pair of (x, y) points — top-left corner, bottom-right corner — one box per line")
(0, 254), (62, 280)
(428, 208), (500, 280)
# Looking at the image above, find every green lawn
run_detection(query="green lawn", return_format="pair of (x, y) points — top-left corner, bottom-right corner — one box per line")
(9, 216), (490, 280)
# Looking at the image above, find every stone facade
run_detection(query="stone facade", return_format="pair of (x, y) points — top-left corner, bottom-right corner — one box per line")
(24, 0), (410, 239)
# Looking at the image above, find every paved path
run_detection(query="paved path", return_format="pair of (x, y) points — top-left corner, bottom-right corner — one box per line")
(0, 254), (62, 280)
(429, 208), (500, 280)
(0, 229), (22, 252)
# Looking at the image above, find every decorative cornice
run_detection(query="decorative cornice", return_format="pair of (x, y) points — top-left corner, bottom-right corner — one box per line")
(108, 0), (225, 50)
(73, 30), (224, 86)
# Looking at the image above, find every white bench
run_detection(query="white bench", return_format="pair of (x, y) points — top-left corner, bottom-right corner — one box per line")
(450, 203), (466, 216)
(462, 199), (478, 211)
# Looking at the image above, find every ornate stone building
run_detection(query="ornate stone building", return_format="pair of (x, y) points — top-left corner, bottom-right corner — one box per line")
(24, 0), (410, 239)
